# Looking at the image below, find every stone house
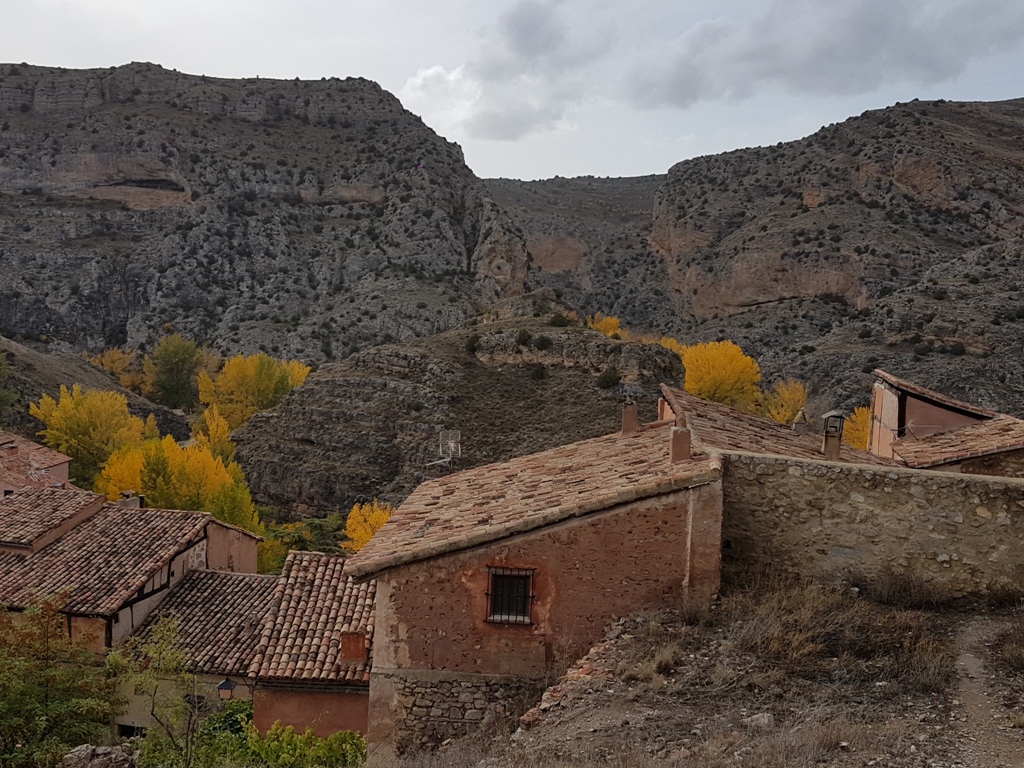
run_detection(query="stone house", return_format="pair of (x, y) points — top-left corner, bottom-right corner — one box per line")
(118, 569), (278, 737)
(121, 550), (377, 737)
(0, 486), (260, 652)
(347, 382), (1024, 754)
(249, 551), (376, 736)
(0, 431), (72, 495)
(869, 369), (1024, 476)
(345, 399), (726, 752)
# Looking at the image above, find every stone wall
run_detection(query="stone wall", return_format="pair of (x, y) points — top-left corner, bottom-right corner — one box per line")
(370, 670), (542, 752)
(722, 451), (1024, 595)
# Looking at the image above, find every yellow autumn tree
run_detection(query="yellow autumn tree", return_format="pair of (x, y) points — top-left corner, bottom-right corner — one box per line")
(88, 348), (147, 392)
(96, 435), (280, 569)
(762, 379), (808, 425)
(844, 406), (872, 450)
(30, 385), (146, 487)
(343, 499), (395, 553)
(587, 313), (623, 339)
(192, 404), (235, 463)
(680, 341), (762, 412)
(198, 353), (311, 430)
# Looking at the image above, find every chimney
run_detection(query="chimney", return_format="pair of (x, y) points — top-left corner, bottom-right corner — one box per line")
(340, 631), (367, 662)
(116, 490), (141, 508)
(821, 410), (844, 461)
(621, 402), (638, 435)
(670, 416), (692, 463)
(791, 408), (813, 435)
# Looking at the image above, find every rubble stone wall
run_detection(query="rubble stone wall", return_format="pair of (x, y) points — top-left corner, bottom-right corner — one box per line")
(722, 451), (1024, 595)
(369, 670), (542, 752)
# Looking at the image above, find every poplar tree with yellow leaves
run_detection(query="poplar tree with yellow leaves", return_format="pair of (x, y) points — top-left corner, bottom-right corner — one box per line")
(762, 379), (809, 426)
(30, 385), (146, 487)
(343, 500), (395, 553)
(198, 354), (310, 430)
(680, 341), (763, 412)
(843, 406), (872, 450)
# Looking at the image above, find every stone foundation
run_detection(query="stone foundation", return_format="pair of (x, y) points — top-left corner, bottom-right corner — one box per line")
(371, 670), (543, 752)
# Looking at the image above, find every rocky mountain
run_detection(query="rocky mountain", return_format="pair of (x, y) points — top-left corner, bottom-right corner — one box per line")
(0, 62), (528, 359)
(489, 98), (1024, 415)
(4, 62), (1024, 507)
(234, 312), (681, 518)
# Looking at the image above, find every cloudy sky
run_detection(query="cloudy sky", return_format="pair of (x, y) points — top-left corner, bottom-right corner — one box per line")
(4, 0), (1023, 179)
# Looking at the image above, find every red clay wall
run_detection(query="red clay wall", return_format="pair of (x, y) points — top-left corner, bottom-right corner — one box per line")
(368, 480), (722, 750)
(253, 687), (368, 736)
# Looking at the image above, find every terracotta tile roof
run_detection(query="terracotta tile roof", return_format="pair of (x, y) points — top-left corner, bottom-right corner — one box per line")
(134, 570), (278, 676)
(250, 552), (375, 685)
(660, 385), (897, 466)
(346, 422), (722, 580)
(0, 432), (71, 489)
(0, 502), (210, 615)
(890, 416), (1024, 468)
(0, 488), (104, 550)
(873, 370), (1001, 419)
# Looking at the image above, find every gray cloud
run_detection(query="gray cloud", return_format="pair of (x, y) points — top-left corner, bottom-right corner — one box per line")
(628, 0), (1024, 108)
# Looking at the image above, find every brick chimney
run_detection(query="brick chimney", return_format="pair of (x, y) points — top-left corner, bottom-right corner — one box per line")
(621, 402), (638, 435)
(670, 415), (692, 463)
(821, 410), (844, 461)
(340, 631), (367, 662)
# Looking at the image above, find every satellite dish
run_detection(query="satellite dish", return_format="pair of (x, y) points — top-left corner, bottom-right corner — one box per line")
(426, 429), (462, 469)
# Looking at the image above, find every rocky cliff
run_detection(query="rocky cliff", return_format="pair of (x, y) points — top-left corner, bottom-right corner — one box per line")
(0, 62), (529, 358)
(234, 312), (682, 517)
(489, 98), (1024, 415)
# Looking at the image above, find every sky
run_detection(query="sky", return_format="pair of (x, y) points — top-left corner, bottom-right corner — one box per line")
(4, 0), (1024, 180)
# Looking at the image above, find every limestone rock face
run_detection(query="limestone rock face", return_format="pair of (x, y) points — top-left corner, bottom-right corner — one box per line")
(0, 62), (529, 358)
(234, 316), (683, 518)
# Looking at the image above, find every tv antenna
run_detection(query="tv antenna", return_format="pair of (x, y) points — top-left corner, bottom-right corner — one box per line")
(426, 430), (461, 469)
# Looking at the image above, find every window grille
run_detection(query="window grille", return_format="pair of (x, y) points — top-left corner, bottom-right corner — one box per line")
(486, 567), (535, 624)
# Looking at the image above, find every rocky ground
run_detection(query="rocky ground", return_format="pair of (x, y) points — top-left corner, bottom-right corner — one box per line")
(399, 579), (1024, 768)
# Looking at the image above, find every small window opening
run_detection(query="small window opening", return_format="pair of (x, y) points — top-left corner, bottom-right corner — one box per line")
(486, 567), (535, 624)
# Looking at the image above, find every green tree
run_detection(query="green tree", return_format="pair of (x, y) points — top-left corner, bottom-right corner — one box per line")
(0, 596), (124, 767)
(0, 351), (16, 426)
(109, 616), (206, 768)
(29, 385), (145, 487)
(146, 334), (203, 410)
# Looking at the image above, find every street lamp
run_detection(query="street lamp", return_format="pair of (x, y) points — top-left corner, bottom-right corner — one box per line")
(217, 678), (236, 701)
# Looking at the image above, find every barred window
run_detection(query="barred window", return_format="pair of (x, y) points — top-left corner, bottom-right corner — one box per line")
(486, 567), (535, 624)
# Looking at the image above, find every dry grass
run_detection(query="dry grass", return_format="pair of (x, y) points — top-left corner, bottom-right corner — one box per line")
(991, 613), (1024, 672)
(725, 577), (954, 694)
(846, 569), (947, 610)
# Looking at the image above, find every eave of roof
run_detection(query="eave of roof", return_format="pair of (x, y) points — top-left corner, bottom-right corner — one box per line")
(345, 422), (722, 580)
(891, 415), (1024, 468)
(873, 369), (1001, 419)
(660, 384), (898, 466)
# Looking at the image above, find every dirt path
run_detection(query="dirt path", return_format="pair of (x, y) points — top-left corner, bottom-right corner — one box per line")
(956, 618), (1024, 768)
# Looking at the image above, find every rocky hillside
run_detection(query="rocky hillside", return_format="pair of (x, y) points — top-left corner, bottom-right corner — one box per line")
(234, 312), (682, 518)
(489, 98), (1024, 415)
(0, 62), (528, 358)
(0, 334), (186, 438)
